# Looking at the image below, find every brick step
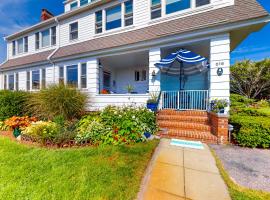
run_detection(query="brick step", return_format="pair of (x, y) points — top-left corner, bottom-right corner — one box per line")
(158, 121), (211, 131)
(158, 129), (218, 144)
(157, 115), (209, 123)
(158, 110), (208, 117)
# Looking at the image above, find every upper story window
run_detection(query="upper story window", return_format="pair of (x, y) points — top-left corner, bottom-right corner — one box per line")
(151, 0), (162, 19)
(166, 0), (191, 14)
(70, 1), (78, 10)
(24, 37), (28, 53)
(12, 41), (16, 56)
(70, 22), (78, 40)
(124, 0), (133, 26)
(106, 5), (122, 31)
(17, 38), (24, 54)
(8, 74), (14, 90)
(95, 11), (103, 34)
(80, 0), (88, 6)
(41, 29), (50, 48)
(51, 26), (56, 46)
(196, 0), (210, 7)
(32, 70), (40, 90)
(35, 32), (40, 50)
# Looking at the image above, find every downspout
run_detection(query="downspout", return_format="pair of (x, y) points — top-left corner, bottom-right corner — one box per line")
(47, 17), (60, 83)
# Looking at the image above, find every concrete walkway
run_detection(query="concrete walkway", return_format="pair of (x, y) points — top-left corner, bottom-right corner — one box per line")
(139, 139), (231, 200)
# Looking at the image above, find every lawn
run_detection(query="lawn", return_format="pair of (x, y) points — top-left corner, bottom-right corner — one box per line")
(0, 137), (158, 200)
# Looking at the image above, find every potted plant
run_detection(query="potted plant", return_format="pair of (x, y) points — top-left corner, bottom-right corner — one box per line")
(210, 99), (229, 114)
(147, 92), (159, 112)
(126, 84), (134, 94)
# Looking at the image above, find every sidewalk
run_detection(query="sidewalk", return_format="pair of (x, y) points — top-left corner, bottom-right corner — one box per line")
(139, 139), (231, 200)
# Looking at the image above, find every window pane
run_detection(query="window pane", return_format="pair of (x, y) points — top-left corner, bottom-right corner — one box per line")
(196, 0), (210, 7)
(166, 0), (190, 14)
(32, 70), (40, 90)
(42, 69), (46, 88)
(80, 0), (88, 6)
(152, 0), (161, 6)
(35, 33), (40, 50)
(151, 0), (161, 19)
(125, 0), (133, 14)
(67, 65), (78, 87)
(81, 63), (87, 89)
(103, 72), (111, 89)
(51, 26), (56, 45)
(27, 71), (31, 91)
(135, 71), (140, 82)
(70, 22), (78, 40)
(59, 66), (64, 84)
(15, 73), (19, 91)
(106, 5), (121, 30)
(95, 11), (103, 34)
(4, 75), (7, 90)
(42, 29), (50, 47)
(70, 2), (78, 10)
(12, 41), (16, 56)
(17, 38), (23, 54)
(8, 75), (14, 90)
(24, 37), (28, 52)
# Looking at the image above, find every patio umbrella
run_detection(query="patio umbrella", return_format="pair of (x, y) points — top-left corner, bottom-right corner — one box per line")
(155, 49), (209, 90)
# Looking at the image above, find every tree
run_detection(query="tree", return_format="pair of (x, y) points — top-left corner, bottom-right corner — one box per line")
(230, 59), (270, 99)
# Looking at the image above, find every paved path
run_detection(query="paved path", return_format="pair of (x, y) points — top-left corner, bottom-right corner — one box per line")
(139, 139), (231, 200)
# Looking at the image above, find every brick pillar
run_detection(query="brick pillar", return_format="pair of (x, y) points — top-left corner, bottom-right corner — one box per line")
(208, 112), (228, 144)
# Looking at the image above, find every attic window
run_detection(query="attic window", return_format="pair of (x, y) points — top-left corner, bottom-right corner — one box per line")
(70, 2), (78, 10)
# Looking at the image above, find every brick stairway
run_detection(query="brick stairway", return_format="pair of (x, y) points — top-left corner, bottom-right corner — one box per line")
(157, 109), (218, 144)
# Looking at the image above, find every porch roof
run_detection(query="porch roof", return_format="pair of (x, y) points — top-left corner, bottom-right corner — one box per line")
(0, 0), (269, 70)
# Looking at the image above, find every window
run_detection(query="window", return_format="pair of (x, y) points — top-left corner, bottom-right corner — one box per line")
(32, 70), (40, 90)
(95, 11), (103, 34)
(4, 75), (7, 90)
(70, 1), (78, 10)
(67, 65), (78, 87)
(135, 70), (147, 82)
(15, 73), (19, 91)
(59, 66), (64, 84)
(35, 32), (40, 50)
(103, 71), (111, 90)
(124, 0), (133, 26)
(106, 5), (121, 30)
(80, 0), (88, 6)
(196, 0), (210, 7)
(12, 41), (16, 56)
(166, 0), (191, 14)
(51, 26), (56, 46)
(17, 38), (24, 54)
(41, 29), (50, 47)
(151, 0), (162, 19)
(27, 71), (31, 91)
(81, 63), (87, 89)
(24, 37), (28, 53)
(8, 74), (14, 90)
(42, 69), (46, 88)
(70, 22), (78, 40)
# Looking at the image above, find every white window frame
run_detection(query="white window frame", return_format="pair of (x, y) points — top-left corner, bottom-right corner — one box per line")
(31, 70), (41, 91)
(69, 22), (79, 41)
(17, 38), (24, 54)
(70, 1), (78, 10)
(24, 36), (28, 53)
(15, 72), (19, 91)
(12, 41), (16, 56)
(41, 29), (51, 48)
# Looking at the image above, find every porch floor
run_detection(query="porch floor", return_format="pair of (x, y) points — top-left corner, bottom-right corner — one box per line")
(139, 139), (231, 200)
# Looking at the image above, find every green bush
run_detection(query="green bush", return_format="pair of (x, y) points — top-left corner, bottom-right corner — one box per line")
(0, 121), (9, 131)
(25, 84), (87, 120)
(0, 90), (29, 121)
(231, 115), (270, 148)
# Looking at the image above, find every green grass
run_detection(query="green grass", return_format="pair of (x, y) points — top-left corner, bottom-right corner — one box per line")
(210, 149), (270, 200)
(0, 137), (158, 200)
(257, 107), (270, 116)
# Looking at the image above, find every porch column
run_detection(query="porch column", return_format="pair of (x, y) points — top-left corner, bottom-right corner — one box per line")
(0, 73), (3, 90)
(87, 58), (99, 95)
(210, 34), (230, 114)
(149, 48), (161, 93)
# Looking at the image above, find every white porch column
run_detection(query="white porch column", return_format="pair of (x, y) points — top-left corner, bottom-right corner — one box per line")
(210, 34), (231, 113)
(87, 58), (99, 95)
(0, 73), (3, 90)
(149, 48), (161, 93)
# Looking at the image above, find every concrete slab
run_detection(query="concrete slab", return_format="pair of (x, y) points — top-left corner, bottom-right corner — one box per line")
(185, 168), (231, 200)
(156, 147), (183, 166)
(144, 186), (185, 200)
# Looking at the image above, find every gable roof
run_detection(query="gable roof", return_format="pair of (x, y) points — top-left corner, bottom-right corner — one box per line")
(1, 0), (269, 70)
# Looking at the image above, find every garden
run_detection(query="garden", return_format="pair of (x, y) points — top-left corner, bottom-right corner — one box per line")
(0, 84), (159, 199)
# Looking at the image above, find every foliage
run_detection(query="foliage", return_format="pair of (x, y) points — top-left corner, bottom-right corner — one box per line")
(0, 137), (158, 200)
(231, 59), (270, 99)
(0, 90), (29, 121)
(147, 91), (160, 104)
(210, 99), (229, 113)
(125, 84), (134, 93)
(0, 121), (9, 131)
(4, 116), (37, 130)
(25, 84), (87, 120)
(211, 149), (270, 200)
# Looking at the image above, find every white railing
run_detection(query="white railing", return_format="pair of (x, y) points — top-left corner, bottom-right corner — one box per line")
(160, 90), (209, 111)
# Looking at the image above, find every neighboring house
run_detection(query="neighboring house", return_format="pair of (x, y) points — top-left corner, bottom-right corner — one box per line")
(0, 0), (269, 111)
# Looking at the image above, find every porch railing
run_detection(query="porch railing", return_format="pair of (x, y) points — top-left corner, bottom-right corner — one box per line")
(160, 90), (209, 111)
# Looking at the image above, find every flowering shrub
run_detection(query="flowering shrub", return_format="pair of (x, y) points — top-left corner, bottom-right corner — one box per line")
(4, 116), (37, 130)
(210, 99), (229, 113)
(0, 121), (9, 131)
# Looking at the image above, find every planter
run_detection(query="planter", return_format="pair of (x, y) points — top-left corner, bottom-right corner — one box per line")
(147, 103), (158, 112)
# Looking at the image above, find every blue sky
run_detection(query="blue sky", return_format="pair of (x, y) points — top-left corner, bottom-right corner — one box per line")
(0, 0), (269, 64)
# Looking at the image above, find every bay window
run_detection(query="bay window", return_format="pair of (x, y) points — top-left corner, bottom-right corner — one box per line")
(32, 70), (40, 90)
(41, 29), (50, 47)
(67, 65), (78, 87)
(106, 5), (121, 30)
(8, 74), (14, 90)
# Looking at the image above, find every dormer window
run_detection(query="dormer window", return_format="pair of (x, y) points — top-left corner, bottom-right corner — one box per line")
(70, 1), (78, 10)
(17, 38), (24, 54)
(80, 0), (88, 6)
(106, 5), (122, 31)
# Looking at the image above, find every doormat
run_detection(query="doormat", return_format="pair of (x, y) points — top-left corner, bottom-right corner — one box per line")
(170, 139), (204, 150)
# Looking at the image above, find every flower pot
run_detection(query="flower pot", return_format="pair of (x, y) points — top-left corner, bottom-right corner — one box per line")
(147, 103), (158, 112)
(13, 128), (21, 138)
(219, 108), (225, 114)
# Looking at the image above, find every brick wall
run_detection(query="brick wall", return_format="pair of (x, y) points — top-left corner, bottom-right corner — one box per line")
(208, 112), (229, 144)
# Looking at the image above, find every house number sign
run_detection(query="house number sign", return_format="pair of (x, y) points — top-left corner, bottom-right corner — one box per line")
(216, 61), (224, 76)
